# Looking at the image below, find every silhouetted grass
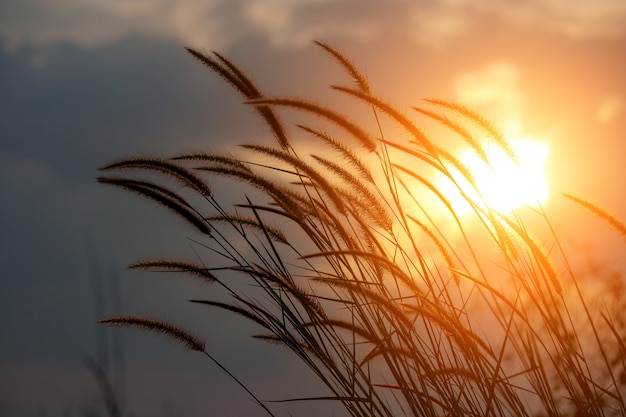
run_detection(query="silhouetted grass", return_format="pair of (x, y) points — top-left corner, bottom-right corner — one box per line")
(99, 42), (626, 417)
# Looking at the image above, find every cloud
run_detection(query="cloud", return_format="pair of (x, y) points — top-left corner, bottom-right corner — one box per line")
(596, 95), (623, 124)
(241, 0), (384, 48)
(490, 0), (626, 39)
(0, 0), (220, 51)
(2, 0), (625, 53)
(454, 61), (525, 132)
(407, 3), (471, 48)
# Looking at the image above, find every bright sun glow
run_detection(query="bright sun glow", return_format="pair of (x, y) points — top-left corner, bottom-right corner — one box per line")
(444, 138), (549, 214)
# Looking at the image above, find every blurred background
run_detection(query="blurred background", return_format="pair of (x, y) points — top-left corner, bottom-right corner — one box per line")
(1, 1), (625, 416)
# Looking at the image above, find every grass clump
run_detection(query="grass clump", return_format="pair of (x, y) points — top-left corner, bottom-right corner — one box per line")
(98, 42), (626, 416)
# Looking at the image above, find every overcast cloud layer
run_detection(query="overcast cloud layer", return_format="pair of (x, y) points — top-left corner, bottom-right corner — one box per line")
(2, 0), (626, 52)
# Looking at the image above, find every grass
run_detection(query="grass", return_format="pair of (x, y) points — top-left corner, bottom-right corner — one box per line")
(98, 41), (626, 416)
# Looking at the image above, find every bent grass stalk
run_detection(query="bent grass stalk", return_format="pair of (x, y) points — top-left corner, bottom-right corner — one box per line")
(99, 41), (626, 416)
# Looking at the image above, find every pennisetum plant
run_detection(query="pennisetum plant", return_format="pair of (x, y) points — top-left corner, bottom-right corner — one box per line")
(98, 41), (626, 416)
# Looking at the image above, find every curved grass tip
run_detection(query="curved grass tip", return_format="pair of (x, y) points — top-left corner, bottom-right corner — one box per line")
(563, 193), (626, 241)
(99, 315), (205, 352)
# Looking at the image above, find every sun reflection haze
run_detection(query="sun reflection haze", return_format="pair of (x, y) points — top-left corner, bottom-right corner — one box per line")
(443, 136), (549, 215)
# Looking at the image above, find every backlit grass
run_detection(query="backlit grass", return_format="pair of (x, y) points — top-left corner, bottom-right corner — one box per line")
(99, 42), (626, 417)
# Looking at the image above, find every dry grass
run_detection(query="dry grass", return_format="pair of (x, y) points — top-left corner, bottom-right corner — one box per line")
(99, 42), (626, 417)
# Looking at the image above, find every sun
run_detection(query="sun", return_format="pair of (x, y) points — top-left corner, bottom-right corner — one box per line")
(444, 137), (549, 214)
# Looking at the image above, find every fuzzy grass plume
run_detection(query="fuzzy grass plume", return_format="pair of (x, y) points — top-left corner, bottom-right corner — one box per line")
(99, 41), (626, 417)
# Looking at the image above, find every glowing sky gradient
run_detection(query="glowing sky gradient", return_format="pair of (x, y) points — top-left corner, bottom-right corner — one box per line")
(1, 1), (625, 416)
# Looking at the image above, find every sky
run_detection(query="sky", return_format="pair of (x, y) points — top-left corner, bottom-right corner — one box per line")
(1, 1), (625, 416)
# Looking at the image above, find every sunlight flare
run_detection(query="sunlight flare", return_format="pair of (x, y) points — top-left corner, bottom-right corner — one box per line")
(445, 137), (549, 214)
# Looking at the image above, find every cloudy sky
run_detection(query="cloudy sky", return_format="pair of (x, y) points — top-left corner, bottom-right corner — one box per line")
(1, 1), (625, 416)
